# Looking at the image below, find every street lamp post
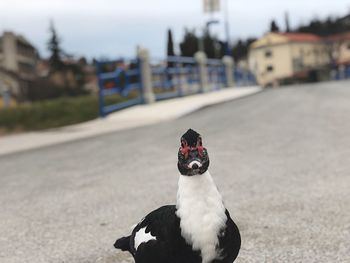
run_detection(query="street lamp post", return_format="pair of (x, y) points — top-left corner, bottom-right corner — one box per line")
(198, 20), (219, 54)
(201, 0), (230, 56)
(206, 20), (220, 32)
(206, 20), (220, 58)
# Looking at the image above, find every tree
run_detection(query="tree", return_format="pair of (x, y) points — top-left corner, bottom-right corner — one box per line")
(270, 20), (280, 32)
(167, 29), (175, 57)
(179, 28), (199, 57)
(47, 20), (64, 71)
(166, 29), (176, 72)
(231, 38), (256, 62)
(295, 13), (350, 36)
(203, 29), (221, 59)
(179, 28), (223, 59)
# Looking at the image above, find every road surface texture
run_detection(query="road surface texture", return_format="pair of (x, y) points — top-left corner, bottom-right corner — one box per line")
(1, 81), (349, 263)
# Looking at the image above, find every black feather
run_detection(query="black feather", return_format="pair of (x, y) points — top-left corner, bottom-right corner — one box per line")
(181, 129), (200, 147)
(114, 236), (131, 252)
(114, 205), (241, 263)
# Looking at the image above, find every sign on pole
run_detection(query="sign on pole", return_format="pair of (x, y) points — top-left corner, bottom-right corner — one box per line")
(203, 0), (220, 13)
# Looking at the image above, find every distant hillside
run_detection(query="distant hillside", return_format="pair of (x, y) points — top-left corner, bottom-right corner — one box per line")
(295, 13), (350, 36)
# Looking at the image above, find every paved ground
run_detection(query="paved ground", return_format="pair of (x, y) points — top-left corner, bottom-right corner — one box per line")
(1, 81), (350, 263)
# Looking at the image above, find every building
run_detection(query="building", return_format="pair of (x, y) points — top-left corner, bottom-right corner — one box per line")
(0, 31), (38, 80)
(248, 32), (330, 87)
(327, 32), (350, 66)
(0, 68), (20, 108)
(0, 31), (39, 106)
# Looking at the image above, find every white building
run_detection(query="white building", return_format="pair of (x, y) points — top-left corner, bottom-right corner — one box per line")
(0, 31), (38, 79)
(248, 32), (330, 87)
(0, 31), (39, 106)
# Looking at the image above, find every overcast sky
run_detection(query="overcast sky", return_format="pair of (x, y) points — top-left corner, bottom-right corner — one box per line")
(1, 0), (349, 60)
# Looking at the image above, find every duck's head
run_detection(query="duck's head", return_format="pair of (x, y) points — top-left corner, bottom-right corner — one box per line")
(177, 129), (209, 176)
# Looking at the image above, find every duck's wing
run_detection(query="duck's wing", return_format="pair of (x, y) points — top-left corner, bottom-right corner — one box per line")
(131, 205), (178, 252)
(113, 205), (178, 257)
(131, 205), (201, 263)
(216, 209), (241, 263)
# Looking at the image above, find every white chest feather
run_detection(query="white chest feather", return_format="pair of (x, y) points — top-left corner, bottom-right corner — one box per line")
(176, 171), (227, 263)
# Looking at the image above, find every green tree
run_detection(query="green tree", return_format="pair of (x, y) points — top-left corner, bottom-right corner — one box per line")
(270, 20), (280, 32)
(203, 29), (219, 58)
(179, 28), (223, 59)
(231, 38), (257, 62)
(167, 29), (175, 57)
(179, 28), (199, 57)
(166, 28), (176, 73)
(203, 30), (216, 58)
(47, 21), (64, 71)
(296, 14), (350, 36)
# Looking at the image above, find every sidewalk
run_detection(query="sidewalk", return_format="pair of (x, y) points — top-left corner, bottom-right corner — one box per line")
(0, 86), (261, 156)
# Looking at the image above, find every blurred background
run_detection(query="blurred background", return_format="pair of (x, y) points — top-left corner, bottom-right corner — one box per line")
(0, 0), (350, 131)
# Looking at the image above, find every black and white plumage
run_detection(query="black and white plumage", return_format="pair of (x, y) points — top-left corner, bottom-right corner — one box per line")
(114, 129), (241, 263)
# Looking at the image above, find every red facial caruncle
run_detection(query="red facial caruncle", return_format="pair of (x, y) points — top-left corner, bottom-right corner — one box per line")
(196, 136), (204, 157)
(180, 136), (204, 159)
(180, 139), (190, 159)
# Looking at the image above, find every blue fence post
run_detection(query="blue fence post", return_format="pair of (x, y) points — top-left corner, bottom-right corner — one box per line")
(339, 65), (346, 80)
(96, 61), (106, 118)
(346, 65), (350, 79)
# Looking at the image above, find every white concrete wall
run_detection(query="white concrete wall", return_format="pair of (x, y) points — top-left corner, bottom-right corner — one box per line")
(249, 40), (331, 86)
(249, 43), (293, 86)
(2, 32), (18, 71)
(290, 42), (330, 71)
(338, 40), (350, 64)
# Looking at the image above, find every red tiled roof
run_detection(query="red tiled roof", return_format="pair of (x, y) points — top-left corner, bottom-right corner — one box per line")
(325, 32), (350, 42)
(277, 32), (322, 42)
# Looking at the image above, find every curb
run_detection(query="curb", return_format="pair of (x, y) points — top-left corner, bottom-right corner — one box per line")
(0, 87), (262, 156)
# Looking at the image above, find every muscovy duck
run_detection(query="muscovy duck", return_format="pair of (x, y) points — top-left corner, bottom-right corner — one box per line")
(114, 129), (241, 263)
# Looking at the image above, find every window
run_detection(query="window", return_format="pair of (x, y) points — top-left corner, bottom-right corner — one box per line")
(293, 58), (303, 72)
(18, 61), (35, 74)
(265, 50), (272, 57)
(266, 65), (274, 72)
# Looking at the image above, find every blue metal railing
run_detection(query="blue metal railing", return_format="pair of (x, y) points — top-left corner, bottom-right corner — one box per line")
(207, 58), (226, 90)
(96, 59), (143, 117)
(332, 65), (350, 80)
(96, 56), (257, 117)
(234, 67), (256, 86)
(151, 56), (200, 100)
(344, 65), (350, 79)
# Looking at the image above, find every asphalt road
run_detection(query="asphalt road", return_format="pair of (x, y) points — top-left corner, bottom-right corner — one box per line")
(1, 81), (350, 263)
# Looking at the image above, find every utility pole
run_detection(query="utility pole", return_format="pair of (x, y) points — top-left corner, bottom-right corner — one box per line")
(285, 11), (291, 32)
(224, 0), (231, 55)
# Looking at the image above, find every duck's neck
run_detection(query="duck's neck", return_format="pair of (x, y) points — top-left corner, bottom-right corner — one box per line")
(176, 171), (227, 263)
